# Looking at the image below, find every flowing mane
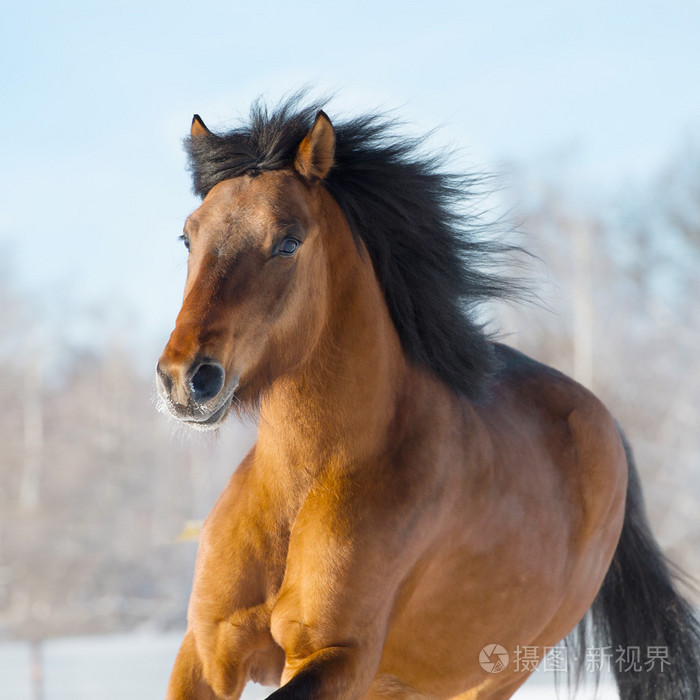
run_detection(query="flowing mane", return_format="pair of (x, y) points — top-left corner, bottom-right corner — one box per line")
(185, 94), (520, 398)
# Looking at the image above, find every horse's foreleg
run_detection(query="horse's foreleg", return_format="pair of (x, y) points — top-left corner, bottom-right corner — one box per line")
(167, 614), (285, 700)
(169, 452), (287, 699)
(166, 630), (221, 700)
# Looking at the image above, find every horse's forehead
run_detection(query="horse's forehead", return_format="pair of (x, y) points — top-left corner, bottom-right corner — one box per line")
(193, 172), (311, 230)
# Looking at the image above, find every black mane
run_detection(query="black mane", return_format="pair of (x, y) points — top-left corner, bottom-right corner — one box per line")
(185, 94), (522, 399)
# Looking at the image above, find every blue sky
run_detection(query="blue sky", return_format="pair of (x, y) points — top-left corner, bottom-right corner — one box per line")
(2, 0), (700, 367)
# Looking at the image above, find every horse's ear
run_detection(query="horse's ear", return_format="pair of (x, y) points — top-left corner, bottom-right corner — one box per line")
(191, 114), (211, 138)
(294, 111), (335, 181)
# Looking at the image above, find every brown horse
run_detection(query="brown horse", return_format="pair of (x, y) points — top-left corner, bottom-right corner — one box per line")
(156, 96), (700, 700)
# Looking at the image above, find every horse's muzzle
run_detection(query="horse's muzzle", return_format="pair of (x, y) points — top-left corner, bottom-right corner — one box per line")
(155, 358), (235, 429)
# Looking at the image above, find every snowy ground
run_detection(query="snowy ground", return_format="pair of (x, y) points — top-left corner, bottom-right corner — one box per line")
(0, 633), (618, 699)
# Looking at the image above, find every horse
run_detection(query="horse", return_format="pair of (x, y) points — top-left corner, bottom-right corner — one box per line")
(155, 95), (700, 700)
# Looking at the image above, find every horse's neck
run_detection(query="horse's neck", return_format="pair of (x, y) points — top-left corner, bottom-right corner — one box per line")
(257, 228), (408, 477)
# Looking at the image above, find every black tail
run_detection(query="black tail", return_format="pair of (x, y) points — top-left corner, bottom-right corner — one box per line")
(570, 430), (700, 698)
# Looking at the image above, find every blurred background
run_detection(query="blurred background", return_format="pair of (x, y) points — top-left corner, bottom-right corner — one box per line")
(1, 1), (698, 697)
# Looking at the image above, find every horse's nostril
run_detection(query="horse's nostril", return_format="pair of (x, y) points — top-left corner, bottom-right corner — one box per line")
(189, 362), (226, 403)
(156, 363), (173, 393)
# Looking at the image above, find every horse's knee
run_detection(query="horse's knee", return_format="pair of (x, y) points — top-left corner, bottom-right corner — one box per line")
(166, 630), (219, 700)
(167, 624), (251, 700)
(192, 622), (250, 699)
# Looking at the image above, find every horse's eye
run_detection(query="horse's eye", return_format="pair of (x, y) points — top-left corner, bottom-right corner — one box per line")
(179, 234), (190, 251)
(277, 237), (300, 256)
